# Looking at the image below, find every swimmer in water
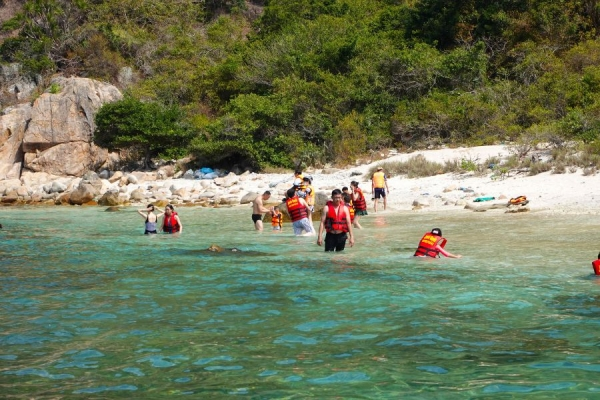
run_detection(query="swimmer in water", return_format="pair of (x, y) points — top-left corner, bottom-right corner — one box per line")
(414, 228), (462, 258)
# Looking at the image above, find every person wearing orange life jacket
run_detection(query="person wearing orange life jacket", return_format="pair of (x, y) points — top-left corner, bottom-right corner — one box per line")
(285, 187), (315, 236)
(592, 252), (600, 275)
(299, 176), (315, 212)
(271, 205), (283, 231)
(317, 189), (355, 252)
(343, 193), (355, 224)
(350, 181), (367, 229)
(414, 228), (461, 258)
(292, 170), (304, 189)
(162, 204), (183, 234)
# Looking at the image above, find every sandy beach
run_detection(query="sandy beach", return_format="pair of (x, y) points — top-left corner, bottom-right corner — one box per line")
(3, 144), (600, 215)
(260, 144), (600, 215)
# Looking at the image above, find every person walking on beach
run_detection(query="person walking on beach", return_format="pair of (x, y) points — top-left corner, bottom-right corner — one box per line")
(285, 187), (314, 236)
(162, 204), (182, 234)
(414, 228), (461, 258)
(350, 181), (367, 229)
(252, 191), (272, 231)
(372, 166), (389, 212)
(317, 189), (355, 251)
(138, 204), (159, 234)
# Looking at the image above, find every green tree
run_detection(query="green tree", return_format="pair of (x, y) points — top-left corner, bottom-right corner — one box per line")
(94, 96), (193, 168)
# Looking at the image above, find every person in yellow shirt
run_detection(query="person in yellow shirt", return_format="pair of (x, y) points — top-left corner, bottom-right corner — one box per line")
(371, 166), (389, 212)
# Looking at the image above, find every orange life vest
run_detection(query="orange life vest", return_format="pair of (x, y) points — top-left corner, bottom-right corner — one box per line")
(271, 212), (282, 228)
(305, 184), (315, 206)
(346, 202), (355, 222)
(286, 196), (308, 222)
(325, 201), (349, 233)
(352, 188), (367, 211)
(163, 212), (181, 233)
(414, 232), (447, 258)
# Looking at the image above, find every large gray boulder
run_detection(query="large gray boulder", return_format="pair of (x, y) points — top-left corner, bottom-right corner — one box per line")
(69, 183), (97, 205)
(0, 103), (32, 180)
(17, 76), (122, 177)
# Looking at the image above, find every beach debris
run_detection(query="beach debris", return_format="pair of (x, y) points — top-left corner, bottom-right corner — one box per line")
(473, 196), (495, 202)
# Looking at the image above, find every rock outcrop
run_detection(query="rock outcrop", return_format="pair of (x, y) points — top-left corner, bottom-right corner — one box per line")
(0, 76), (122, 180)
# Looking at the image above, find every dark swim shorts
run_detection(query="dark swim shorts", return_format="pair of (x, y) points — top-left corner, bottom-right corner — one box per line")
(252, 214), (262, 223)
(374, 188), (386, 199)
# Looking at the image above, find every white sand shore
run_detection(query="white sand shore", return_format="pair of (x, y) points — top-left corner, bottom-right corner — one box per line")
(257, 145), (600, 215)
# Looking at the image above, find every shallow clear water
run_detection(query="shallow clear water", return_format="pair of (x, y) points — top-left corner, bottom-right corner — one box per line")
(1, 206), (599, 398)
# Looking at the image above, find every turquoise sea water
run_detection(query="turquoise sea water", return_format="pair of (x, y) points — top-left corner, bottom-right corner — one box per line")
(1, 206), (599, 399)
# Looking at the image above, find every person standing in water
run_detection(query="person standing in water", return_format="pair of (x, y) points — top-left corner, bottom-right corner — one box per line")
(285, 187), (314, 236)
(350, 181), (367, 229)
(414, 228), (461, 258)
(252, 191), (272, 231)
(138, 204), (159, 234)
(162, 204), (182, 234)
(592, 252), (600, 275)
(317, 189), (355, 251)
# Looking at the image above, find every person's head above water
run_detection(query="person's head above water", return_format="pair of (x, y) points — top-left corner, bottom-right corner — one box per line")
(431, 228), (442, 236)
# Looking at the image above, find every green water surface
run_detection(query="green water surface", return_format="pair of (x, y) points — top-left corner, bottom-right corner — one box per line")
(0, 206), (599, 399)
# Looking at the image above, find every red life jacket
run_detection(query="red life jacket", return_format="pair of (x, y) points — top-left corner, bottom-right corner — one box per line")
(353, 188), (367, 211)
(325, 201), (349, 233)
(414, 232), (447, 258)
(593, 259), (600, 275)
(346, 202), (355, 222)
(286, 196), (308, 222)
(163, 212), (181, 233)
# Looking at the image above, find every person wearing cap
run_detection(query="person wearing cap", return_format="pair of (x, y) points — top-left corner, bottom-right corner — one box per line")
(371, 166), (389, 212)
(414, 228), (461, 258)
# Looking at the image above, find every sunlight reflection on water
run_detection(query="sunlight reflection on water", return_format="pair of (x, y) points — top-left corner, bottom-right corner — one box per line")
(0, 206), (599, 398)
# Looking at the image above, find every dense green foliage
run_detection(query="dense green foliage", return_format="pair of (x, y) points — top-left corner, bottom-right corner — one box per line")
(94, 96), (192, 167)
(4, 0), (600, 169)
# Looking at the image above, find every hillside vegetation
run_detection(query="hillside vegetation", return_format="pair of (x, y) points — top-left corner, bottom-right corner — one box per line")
(3, 0), (600, 171)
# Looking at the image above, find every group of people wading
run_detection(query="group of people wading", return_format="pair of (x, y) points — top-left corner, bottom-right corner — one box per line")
(137, 204), (182, 234)
(135, 168), (460, 258)
(250, 169), (461, 256)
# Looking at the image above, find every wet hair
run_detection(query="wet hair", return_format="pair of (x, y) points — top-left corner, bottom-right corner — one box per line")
(147, 204), (155, 211)
(286, 187), (297, 198)
(431, 228), (442, 236)
(332, 188), (342, 197)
